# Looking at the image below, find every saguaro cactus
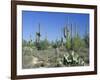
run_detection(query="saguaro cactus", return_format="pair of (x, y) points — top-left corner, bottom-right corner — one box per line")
(35, 23), (41, 50)
(63, 25), (71, 50)
(28, 34), (33, 47)
(84, 25), (89, 48)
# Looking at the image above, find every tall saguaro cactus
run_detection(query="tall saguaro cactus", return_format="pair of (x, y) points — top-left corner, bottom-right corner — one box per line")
(70, 24), (73, 50)
(35, 23), (41, 50)
(28, 34), (33, 47)
(84, 24), (89, 48)
(63, 25), (71, 50)
(60, 28), (64, 48)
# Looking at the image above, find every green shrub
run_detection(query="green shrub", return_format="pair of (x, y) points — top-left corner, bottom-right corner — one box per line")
(73, 34), (85, 51)
(39, 39), (49, 50)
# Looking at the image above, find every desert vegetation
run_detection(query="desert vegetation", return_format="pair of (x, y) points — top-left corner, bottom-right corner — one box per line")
(22, 23), (89, 69)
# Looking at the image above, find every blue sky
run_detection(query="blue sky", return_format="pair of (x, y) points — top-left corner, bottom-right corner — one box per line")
(22, 10), (89, 42)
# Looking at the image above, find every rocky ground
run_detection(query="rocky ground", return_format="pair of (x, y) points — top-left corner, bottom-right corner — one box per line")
(22, 46), (89, 69)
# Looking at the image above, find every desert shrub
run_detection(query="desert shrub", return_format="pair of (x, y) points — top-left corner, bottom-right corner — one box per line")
(22, 39), (28, 47)
(72, 35), (85, 51)
(84, 34), (89, 48)
(51, 40), (60, 48)
(65, 38), (71, 50)
(39, 39), (49, 50)
(27, 40), (34, 48)
(22, 39), (35, 48)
